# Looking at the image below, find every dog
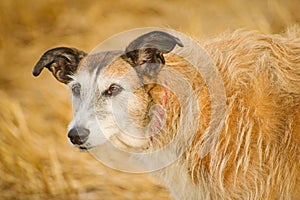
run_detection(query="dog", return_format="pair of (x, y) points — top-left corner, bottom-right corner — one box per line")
(33, 29), (300, 199)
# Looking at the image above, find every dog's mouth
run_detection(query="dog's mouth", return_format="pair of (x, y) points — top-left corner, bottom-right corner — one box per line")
(78, 145), (94, 151)
(73, 133), (149, 152)
(79, 146), (89, 151)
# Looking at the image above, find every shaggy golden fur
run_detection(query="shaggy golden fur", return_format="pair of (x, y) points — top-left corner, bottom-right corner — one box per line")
(146, 28), (300, 199)
(33, 28), (300, 200)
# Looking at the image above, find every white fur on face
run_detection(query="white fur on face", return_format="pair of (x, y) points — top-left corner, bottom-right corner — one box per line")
(67, 63), (150, 150)
(68, 71), (108, 148)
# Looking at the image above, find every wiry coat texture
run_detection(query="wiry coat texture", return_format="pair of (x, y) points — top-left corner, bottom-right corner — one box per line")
(32, 28), (300, 200)
(149, 28), (300, 200)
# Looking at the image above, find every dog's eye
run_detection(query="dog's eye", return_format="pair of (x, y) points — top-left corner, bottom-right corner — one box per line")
(103, 84), (123, 96)
(72, 83), (81, 96)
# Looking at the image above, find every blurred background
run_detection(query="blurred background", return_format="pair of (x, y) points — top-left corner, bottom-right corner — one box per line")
(0, 0), (299, 199)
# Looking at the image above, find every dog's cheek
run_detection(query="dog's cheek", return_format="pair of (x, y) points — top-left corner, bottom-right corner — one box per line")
(127, 90), (150, 128)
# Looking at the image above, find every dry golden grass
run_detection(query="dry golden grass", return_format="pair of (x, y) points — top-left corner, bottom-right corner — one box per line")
(0, 0), (299, 199)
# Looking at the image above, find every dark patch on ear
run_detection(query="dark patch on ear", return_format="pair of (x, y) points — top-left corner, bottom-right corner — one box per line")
(123, 31), (183, 81)
(32, 47), (87, 84)
(125, 31), (183, 56)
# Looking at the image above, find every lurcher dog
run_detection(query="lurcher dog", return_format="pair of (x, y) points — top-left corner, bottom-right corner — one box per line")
(33, 29), (300, 199)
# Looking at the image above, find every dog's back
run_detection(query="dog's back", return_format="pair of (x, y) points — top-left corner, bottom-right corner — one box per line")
(166, 28), (300, 199)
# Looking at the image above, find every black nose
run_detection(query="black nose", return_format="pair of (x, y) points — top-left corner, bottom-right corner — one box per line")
(68, 127), (90, 145)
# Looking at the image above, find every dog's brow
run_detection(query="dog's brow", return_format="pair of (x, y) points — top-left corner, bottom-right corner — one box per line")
(80, 51), (124, 85)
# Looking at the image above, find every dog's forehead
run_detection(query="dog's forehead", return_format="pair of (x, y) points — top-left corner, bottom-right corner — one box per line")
(73, 50), (138, 90)
(79, 50), (124, 74)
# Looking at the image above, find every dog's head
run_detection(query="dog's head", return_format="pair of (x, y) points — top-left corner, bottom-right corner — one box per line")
(33, 31), (183, 151)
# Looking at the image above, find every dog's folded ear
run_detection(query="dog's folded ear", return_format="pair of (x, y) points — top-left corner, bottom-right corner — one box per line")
(124, 31), (183, 81)
(32, 47), (87, 84)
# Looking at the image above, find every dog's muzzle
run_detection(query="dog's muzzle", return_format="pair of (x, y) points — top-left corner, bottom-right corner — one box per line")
(68, 127), (90, 145)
